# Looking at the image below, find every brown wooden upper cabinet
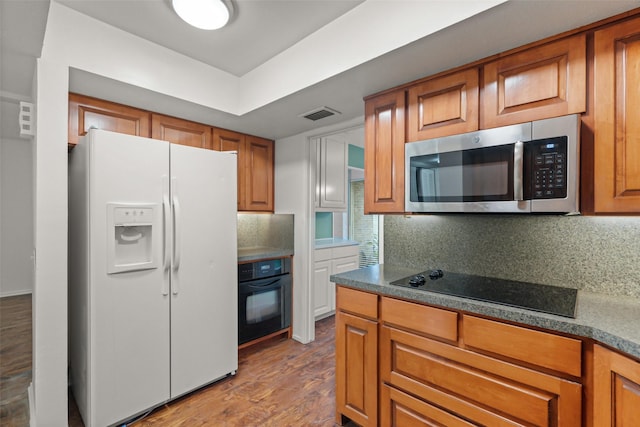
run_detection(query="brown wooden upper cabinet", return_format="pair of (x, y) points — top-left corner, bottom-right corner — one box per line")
(593, 16), (640, 213)
(214, 128), (244, 210)
(151, 113), (212, 150)
(68, 93), (151, 146)
(244, 136), (274, 212)
(69, 94), (276, 213)
(364, 90), (405, 214)
(213, 129), (274, 212)
(407, 67), (479, 141)
(481, 34), (587, 128)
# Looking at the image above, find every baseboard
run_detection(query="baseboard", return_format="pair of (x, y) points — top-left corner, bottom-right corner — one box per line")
(0, 289), (33, 298)
(28, 382), (35, 427)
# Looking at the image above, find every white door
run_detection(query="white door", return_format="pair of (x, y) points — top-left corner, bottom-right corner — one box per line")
(89, 131), (170, 427)
(169, 145), (238, 398)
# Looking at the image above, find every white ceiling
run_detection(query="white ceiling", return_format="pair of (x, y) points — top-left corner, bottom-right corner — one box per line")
(2, 0), (640, 141)
(58, 0), (366, 77)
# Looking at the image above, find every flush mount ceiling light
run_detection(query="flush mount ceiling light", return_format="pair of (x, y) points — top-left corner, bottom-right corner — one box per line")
(172, 0), (232, 30)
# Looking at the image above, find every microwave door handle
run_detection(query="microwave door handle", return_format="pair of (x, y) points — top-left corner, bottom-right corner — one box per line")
(513, 141), (524, 201)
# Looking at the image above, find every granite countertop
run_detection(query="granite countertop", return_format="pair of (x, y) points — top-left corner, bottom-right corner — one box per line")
(330, 264), (640, 360)
(315, 238), (359, 249)
(238, 246), (293, 262)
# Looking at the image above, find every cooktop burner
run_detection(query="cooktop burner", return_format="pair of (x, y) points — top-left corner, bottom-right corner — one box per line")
(391, 270), (577, 318)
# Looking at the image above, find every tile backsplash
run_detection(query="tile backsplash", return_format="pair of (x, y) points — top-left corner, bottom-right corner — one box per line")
(237, 213), (294, 250)
(384, 215), (640, 298)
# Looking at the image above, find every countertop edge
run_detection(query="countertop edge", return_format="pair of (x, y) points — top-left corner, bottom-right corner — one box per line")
(330, 264), (640, 361)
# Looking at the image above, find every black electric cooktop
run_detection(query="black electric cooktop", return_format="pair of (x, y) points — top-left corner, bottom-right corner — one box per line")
(390, 270), (577, 318)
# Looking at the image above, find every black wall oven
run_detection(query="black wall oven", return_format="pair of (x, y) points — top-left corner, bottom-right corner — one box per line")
(238, 257), (291, 345)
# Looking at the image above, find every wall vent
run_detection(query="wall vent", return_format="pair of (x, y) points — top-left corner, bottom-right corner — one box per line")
(299, 106), (341, 121)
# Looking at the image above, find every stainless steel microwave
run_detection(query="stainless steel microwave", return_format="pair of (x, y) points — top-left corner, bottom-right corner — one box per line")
(405, 114), (580, 213)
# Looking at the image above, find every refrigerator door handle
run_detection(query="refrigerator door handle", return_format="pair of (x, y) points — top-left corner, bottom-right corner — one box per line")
(162, 176), (170, 296)
(172, 177), (181, 295)
(162, 196), (170, 296)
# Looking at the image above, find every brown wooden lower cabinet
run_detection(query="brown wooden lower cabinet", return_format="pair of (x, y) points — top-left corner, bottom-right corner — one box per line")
(335, 286), (378, 427)
(336, 285), (618, 427)
(593, 344), (640, 426)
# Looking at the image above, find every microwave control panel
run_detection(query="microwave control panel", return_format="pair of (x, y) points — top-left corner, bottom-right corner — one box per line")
(525, 136), (568, 200)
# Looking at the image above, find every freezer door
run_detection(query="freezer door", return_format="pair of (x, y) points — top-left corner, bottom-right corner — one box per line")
(169, 144), (238, 399)
(85, 130), (171, 427)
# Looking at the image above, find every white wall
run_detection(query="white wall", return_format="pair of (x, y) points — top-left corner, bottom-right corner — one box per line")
(0, 98), (35, 297)
(33, 57), (69, 426)
(0, 135), (34, 297)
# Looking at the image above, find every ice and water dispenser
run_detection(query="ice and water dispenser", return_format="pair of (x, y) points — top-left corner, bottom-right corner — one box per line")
(107, 203), (160, 274)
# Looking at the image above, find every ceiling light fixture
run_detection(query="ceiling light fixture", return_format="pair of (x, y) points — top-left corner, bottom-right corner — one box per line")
(172, 0), (231, 30)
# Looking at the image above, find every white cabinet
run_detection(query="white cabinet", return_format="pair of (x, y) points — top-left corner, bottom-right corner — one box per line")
(315, 136), (348, 211)
(314, 252), (333, 319)
(314, 245), (359, 319)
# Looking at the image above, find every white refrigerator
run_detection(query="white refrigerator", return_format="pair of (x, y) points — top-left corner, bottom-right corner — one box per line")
(69, 129), (238, 427)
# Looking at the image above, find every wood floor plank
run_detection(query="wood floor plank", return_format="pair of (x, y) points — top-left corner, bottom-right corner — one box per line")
(0, 294), (32, 427)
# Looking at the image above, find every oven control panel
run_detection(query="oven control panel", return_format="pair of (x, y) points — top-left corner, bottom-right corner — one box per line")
(238, 257), (291, 282)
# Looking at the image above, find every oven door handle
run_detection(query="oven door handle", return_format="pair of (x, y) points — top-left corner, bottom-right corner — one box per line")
(245, 279), (283, 291)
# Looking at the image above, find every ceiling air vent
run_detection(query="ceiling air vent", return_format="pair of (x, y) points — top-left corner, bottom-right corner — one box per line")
(299, 106), (341, 121)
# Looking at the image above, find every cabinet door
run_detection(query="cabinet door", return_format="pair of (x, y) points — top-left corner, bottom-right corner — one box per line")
(318, 136), (348, 210)
(482, 34), (586, 128)
(214, 129), (245, 210)
(68, 93), (150, 146)
(335, 310), (378, 427)
(244, 136), (274, 212)
(593, 345), (640, 426)
(313, 259), (332, 319)
(364, 90), (406, 214)
(593, 17), (640, 213)
(151, 114), (212, 149)
(407, 67), (479, 141)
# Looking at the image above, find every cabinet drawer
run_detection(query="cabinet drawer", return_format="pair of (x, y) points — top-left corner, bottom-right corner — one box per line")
(381, 384), (475, 427)
(381, 297), (457, 342)
(381, 326), (582, 427)
(337, 286), (378, 320)
(332, 244), (359, 259)
(463, 315), (582, 377)
(315, 248), (333, 262)
(332, 255), (359, 275)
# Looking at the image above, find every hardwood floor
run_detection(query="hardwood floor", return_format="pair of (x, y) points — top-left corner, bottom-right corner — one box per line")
(70, 315), (345, 427)
(0, 294), (32, 427)
(1, 294), (351, 427)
